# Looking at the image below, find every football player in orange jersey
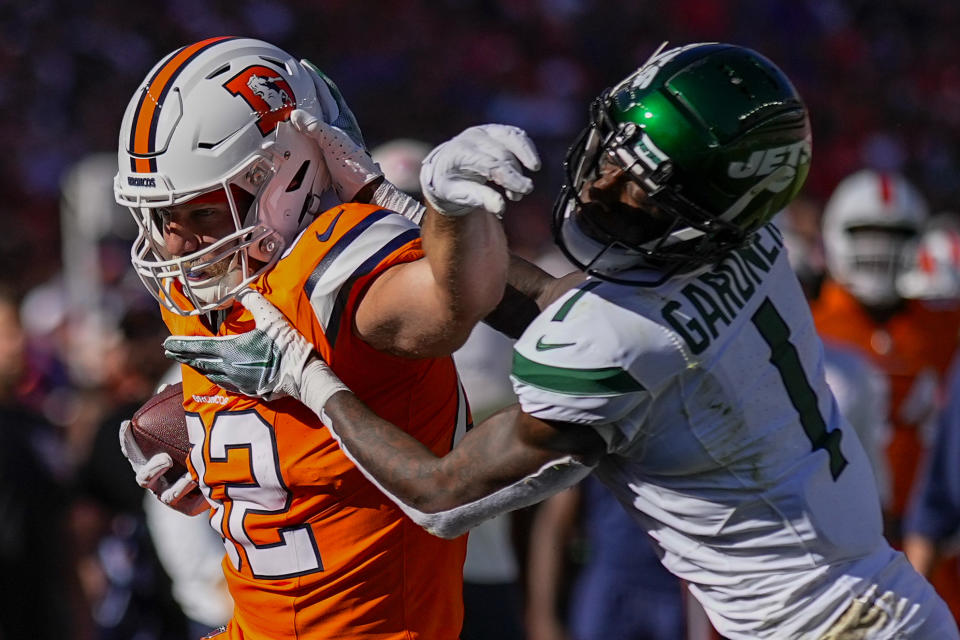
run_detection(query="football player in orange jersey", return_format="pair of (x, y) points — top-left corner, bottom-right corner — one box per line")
(812, 168), (960, 619)
(113, 37), (540, 640)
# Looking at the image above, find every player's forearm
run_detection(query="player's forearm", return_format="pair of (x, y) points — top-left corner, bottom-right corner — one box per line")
(321, 392), (596, 538)
(484, 255), (585, 339)
(322, 389), (500, 512)
(525, 489), (578, 627)
(903, 534), (938, 577)
(420, 206), (509, 334)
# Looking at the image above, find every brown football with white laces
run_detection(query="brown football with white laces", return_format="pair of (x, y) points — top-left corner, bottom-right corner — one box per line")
(130, 382), (191, 482)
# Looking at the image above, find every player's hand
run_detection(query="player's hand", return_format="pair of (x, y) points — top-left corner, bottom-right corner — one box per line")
(300, 59), (366, 149)
(420, 124), (541, 218)
(292, 61), (381, 202)
(290, 108), (382, 202)
(163, 291), (348, 413)
(118, 420), (207, 516)
(296, 61), (427, 223)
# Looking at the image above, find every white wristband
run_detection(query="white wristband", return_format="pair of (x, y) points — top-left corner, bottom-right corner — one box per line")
(299, 357), (350, 417)
(409, 455), (595, 538)
(372, 181), (426, 225)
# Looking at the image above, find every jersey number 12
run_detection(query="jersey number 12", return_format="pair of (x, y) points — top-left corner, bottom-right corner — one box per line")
(186, 411), (325, 579)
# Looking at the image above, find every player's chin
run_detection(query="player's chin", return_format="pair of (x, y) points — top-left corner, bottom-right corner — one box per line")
(184, 257), (234, 281)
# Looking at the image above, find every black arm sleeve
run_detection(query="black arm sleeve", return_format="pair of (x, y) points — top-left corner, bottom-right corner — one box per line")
(483, 254), (585, 339)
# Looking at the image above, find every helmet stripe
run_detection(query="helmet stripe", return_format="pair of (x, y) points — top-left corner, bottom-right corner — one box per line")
(951, 231), (960, 265)
(127, 47), (179, 172)
(879, 172), (893, 206)
(129, 36), (238, 173)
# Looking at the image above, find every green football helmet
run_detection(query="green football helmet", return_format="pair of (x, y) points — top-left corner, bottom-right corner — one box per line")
(553, 42), (812, 285)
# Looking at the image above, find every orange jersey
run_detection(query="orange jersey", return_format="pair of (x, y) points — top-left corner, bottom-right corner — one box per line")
(161, 204), (469, 640)
(811, 280), (960, 521)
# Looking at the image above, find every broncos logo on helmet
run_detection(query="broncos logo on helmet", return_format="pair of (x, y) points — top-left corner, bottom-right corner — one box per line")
(247, 74), (294, 110)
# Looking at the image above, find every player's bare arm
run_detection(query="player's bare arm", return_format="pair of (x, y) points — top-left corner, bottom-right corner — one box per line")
(284, 85), (518, 360)
(353, 202), (509, 358)
(295, 115), (566, 343)
(484, 254), (586, 339)
(323, 394), (604, 512)
(351, 124), (542, 358)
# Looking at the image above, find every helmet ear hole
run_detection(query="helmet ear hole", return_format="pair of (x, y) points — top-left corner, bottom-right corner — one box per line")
(299, 194), (321, 224)
(285, 160), (311, 193)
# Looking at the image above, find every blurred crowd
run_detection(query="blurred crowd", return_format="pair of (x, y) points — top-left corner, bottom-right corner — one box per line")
(5, 0), (960, 638)
(6, 0), (960, 295)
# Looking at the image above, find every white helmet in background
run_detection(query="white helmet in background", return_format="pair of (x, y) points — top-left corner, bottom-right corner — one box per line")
(822, 169), (928, 307)
(370, 138), (431, 197)
(897, 213), (960, 301)
(114, 36), (333, 316)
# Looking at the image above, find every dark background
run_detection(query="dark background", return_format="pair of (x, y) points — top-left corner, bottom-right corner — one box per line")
(3, 0), (960, 297)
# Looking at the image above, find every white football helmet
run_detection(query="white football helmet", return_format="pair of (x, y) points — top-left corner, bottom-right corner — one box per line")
(897, 214), (960, 300)
(114, 37), (334, 315)
(822, 169), (928, 307)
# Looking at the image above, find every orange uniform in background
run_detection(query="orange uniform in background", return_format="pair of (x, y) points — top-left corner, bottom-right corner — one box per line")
(812, 278), (960, 618)
(162, 203), (469, 640)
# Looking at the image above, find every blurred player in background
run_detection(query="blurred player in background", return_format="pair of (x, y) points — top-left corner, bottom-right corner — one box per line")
(372, 137), (527, 640)
(905, 357), (960, 591)
(165, 43), (959, 639)
(114, 36), (535, 639)
(526, 478), (689, 640)
(73, 305), (191, 640)
(811, 169), (960, 618)
(897, 212), (960, 303)
(900, 214), (960, 603)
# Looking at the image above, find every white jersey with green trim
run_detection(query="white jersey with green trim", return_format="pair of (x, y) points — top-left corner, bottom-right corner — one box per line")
(511, 225), (941, 639)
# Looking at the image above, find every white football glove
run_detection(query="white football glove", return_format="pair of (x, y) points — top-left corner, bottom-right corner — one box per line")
(163, 290), (348, 414)
(290, 108), (381, 203)
(295, 59), (380, 202)
(297, 61), (426, 222)
(118, 419), (207, 516)
(420, 124), (541, 218)
(300, 59), (367, 150)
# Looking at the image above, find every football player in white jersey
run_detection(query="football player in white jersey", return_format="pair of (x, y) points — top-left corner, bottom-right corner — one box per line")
(164, 43), (958, 639)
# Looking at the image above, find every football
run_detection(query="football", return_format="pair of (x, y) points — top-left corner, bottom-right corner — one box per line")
(131, 382), (191, 482)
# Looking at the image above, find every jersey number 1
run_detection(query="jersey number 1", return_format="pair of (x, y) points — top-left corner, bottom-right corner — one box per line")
(752, 298), (848, 480)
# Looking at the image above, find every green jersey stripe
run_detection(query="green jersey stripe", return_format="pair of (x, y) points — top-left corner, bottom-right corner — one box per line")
(551, 281), (601, 322)
(512, 351), (645, 396)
